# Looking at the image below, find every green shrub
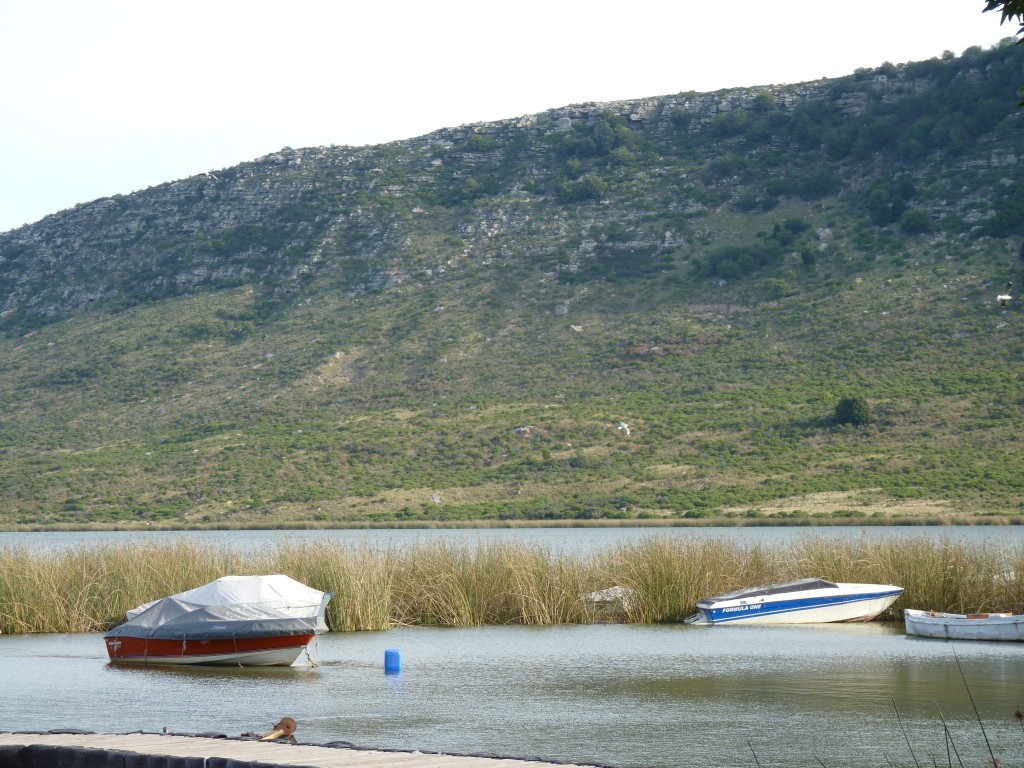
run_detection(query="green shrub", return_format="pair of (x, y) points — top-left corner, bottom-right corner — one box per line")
(899, 209), (933, 235)
(834, 396), (872, 426)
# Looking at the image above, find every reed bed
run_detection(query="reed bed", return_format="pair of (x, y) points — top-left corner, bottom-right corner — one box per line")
(1, 535), (1022, 634)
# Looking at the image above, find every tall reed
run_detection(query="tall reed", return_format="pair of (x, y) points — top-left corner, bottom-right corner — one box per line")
(252, 542), (396, 631)
(1, 535), (1021, 634)
(0, 541), (244, 633)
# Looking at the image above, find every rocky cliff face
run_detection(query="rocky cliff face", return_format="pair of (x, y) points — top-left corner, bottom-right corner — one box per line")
(1, 44), (1021, 331)
(2, 44), (1024, 527)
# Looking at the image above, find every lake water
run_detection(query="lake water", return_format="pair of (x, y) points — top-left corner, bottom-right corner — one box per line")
(3, 526), (1023, 768)
(2, 624), (1023, 768)
(2, 524), (1023, 554)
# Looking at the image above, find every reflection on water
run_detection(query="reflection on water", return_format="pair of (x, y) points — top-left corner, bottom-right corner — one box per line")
(2, 624), (1022, 768)
(95, 660), (323, 683)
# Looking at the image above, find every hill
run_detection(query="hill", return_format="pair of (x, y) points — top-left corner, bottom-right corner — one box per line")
(0, 43), (1022, 529)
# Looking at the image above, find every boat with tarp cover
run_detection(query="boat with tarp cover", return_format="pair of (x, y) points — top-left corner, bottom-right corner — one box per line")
(685, 578), (903, 625)
(104, 575), (332, 666)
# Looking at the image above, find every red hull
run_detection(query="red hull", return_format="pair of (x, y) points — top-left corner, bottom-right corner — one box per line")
(105, 634), (315, 666)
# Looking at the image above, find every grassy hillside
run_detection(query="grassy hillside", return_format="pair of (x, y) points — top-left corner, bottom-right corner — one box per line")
(0, 43), (1022, 529)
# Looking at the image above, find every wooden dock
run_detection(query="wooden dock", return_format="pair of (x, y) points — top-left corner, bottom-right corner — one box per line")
(0, 732), (599, 768)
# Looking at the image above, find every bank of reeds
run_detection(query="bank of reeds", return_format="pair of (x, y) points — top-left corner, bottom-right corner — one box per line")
(1, 535), (1021, 634)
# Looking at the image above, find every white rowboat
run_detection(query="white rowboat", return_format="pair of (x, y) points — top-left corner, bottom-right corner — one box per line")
(904, 609), (1024, 641)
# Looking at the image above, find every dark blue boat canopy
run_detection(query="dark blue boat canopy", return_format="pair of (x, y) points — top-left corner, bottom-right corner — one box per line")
(707, 578), (838, 603)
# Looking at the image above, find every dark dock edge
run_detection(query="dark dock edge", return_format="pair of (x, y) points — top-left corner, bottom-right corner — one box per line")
(0, 731), (622, 768)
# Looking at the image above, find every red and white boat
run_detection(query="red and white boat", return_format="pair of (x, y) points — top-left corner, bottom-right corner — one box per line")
(104, 575), (332, 666)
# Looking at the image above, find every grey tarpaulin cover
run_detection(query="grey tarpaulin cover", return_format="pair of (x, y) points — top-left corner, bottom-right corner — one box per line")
(105, 574), (332, 640)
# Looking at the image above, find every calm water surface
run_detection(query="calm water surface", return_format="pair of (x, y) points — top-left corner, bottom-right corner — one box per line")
(3, 527), (1023, 767)
(2, 525), (1023, 553)
(2, 624), (1023, 768)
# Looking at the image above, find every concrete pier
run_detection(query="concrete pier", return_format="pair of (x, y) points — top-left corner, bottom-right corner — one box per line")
(0, 732), (599, 768)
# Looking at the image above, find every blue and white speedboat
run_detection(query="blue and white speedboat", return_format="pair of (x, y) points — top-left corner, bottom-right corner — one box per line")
(685, 578), (903, 625)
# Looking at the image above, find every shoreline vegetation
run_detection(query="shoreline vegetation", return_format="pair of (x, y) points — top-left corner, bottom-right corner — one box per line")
(1, 536), (1021, 635)
(3, 513), (1023, 533)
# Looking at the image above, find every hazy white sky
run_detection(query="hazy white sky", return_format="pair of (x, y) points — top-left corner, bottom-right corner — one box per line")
(0, 1), (1015, 233)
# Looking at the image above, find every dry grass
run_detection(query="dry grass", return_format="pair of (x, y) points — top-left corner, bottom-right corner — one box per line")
(721, 489), (956, 519)
(1, 536), (1021, 634)
(0, 541), (245, 633)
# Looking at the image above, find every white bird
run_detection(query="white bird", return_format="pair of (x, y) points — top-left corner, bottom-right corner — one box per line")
(997, 282), (1013, 307)
(616, 422), (630, 436)
(204, 171), (219, 181)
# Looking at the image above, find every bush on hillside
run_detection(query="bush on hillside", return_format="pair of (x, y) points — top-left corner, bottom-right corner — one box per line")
(834, 396), (873, 426)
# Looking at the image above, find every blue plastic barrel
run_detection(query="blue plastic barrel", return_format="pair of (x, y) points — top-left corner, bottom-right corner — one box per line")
(384, 648), (401, 674)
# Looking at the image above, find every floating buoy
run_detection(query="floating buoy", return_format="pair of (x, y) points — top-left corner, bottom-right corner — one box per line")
(384, 648), (401, 674)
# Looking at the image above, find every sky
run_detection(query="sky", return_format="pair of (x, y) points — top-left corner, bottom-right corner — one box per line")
(0, 1), (1016, 234)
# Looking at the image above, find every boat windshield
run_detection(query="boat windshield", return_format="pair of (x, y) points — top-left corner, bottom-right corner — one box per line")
(709, 578), (838, 602)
